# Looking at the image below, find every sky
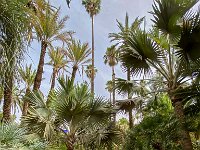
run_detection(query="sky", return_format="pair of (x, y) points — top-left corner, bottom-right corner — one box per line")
(26, 0), (154, 99)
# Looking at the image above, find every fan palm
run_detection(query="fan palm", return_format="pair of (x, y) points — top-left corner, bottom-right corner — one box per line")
(29, 1), (72, 91)
(0, 123), (47, 149)
(21, 91), (55, 141)
(84, 64), (98, 84)
(109, 14), (144, 99)
(53, 78), (112, 150)
(0, 123), (26, 147)
(110, 0), (199, 149)
(47, 47), (68, 90)
(109, 14), (145, 127)
(105, 80), (113, 104)
(104, 45), (119, 123)
(0, 0), (29, 122)
(84, 123), (124, 149)
(104, 46), (119, 105)
(65, 39), (91, 83)
(19, 65), (36, 116)
(82, 0), (101, 94)
(115, 78), (149, 129)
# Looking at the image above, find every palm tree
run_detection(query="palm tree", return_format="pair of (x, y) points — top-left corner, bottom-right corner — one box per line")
(109, 13), (144, 99)
(84, 64), (97, 84)
(30, 1), (71, 91)
(47, 47), (68, 90)
(0, 123), (47, 149)
(115, 78), (149, 129)
(65, 39), (91, 83)
(21, 91), (55, 141)
(53, 79), (112, 150)
(82, 0), (101, 94)
(22, 77), (112, 149)
(0, 0), (29, 122)
(19, 65), (36, 116)
(105, 80), (113, 104)
(104, 45), (119, 107)
(111, 0), (199, 149)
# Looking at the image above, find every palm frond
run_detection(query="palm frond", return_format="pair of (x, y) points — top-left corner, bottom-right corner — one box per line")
(150, 0), (197, 37)
(120, 30), (162, 76)
(177, 11), (200, 63)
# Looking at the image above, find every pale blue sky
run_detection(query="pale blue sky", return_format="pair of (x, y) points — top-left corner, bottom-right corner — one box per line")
(26, 0), (154, 98)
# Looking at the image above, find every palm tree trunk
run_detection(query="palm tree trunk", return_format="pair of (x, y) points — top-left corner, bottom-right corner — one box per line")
(22, 87), (30, 116)
(71, 65), (78, 83)
(128, 109), (133, 129)
(33, 40), (47, 91)
(110, 92), (112, 104)
(127, 68), (133, 129)
(50, 68), (57, 90)
(2, 74), (13, 122)
(172, 99), (193, 150)
(91, 15), (95, 94)
(46, 68), (58, 107)
(112, 66), (116, 123)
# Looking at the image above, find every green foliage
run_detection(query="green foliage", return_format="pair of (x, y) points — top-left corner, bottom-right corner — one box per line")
(124, 95), (181, 150)
(21, 91), (55, 141)
(19, 65), (36, 89)
(65, 39), (91, 69)
(0, 123), (46, 150)
(82, 0), (101, 17)
(0, 0), (29, 79)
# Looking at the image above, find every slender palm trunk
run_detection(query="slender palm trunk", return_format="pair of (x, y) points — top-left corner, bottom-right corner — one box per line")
(172, 100), (193, 150)
(128, 109), (133, 129)
(112, 66), (116, 123)
(33, 40), (47, 91)
(109, 92), (112, 104)
(71, 65), (78, 83)
(2, 74), (13, 122)
(91, 15), (95, 94)
(50, 68), (57, 90)
(47, 68), (57, 107)
(127, 68), (133, 129)
(22, 87), (30, 116)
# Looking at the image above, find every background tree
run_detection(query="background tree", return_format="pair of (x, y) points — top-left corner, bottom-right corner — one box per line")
(19, 65), (36, 116)
(105, 80), (113, 104)
(0, 0), (29, 122)
(82, 0), (101, 94)
(65, 39), (91, 83)
(47, 47), (68, 90)
(111, 0), (199, 149)
(30, 1), (71, 91)
(84, 64), (97, 84)
(104, 45), (119, 123)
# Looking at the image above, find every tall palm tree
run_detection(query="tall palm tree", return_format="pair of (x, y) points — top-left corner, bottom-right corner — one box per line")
(47, 47), (68, 90)
(82, 0), (101, 94)
(19, 65), (36, 116)
(0, 0), (29, 122)
(109, 13), (144, 99)
(111, 0), (199, 149)
(29, 1), (71, 91)
(104, 46), (119, 106)
(65, 39), (91, 83)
